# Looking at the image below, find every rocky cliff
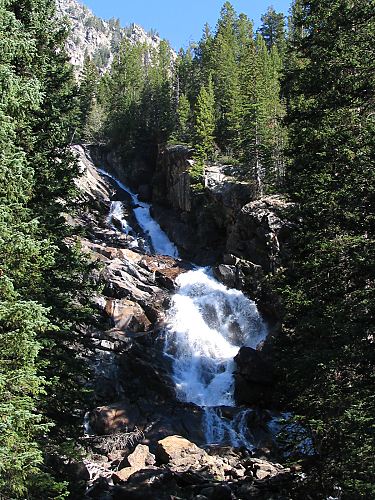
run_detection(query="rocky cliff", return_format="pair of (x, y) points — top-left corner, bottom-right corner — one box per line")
(56, 0), (164, 74)
(151, 146), (293, 275)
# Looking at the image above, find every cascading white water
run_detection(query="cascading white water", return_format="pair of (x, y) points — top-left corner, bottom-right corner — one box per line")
(99, 168), (268, 449)
(164, 267), (267, 447)
(98, 169), (179, 258)
(108, 201), (132, 234)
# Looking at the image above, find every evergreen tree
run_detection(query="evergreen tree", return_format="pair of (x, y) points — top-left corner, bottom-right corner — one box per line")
(275, 0), (375, 496)
(0, 1), (94, 495)
(241, 34), (286, 193)
(175, 93), (192, 143)
(106, 39), (147, 150)
(259, 6), (287, 55)
(212, 2), (242, 152)
(192, 76), (216, 183)
(78, 54), (100, 142)
(141, 39), (175, 145)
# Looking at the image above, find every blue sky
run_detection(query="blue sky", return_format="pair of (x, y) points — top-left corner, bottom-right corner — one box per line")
(82, 0), (292, 50)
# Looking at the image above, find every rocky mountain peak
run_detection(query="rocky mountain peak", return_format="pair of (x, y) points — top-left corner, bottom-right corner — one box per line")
(56, 0), (164, 74)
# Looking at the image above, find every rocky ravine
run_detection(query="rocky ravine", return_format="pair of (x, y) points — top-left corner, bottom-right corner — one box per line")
(71, 145), (298, 499)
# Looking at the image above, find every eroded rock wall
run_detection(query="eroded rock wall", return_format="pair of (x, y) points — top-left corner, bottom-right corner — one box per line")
(152, 145), (293, 275)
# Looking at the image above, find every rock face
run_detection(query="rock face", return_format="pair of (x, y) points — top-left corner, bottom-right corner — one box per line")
(56, 0), (167, 75)
(152, 146), (257, 264)
(227, 196), (294, 274)
(153, 145), (194, 212)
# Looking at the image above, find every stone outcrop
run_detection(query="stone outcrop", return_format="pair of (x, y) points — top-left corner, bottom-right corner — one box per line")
(152, 146), (257, 264)
(153, 145), (194, 212)
(227, 196), (294, 273)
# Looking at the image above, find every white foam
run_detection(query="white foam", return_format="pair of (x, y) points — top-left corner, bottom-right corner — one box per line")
(108, 201), (131, 234)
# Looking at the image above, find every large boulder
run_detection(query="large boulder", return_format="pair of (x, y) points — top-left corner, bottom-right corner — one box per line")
(226, 196), (294, 273)
(155, 436), (229, 480)
(234, 347), (275, 407)
(156, 435), (204, 464)
(112, 444), (156, 484)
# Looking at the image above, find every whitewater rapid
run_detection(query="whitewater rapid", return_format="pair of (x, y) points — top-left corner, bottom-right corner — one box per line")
(99, 168), (268, 448)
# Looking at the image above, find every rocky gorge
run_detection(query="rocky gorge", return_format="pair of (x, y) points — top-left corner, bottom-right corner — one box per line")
(63, 145), (307, 498)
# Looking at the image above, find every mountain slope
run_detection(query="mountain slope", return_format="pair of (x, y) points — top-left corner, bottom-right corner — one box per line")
(56, 0), (163, 73)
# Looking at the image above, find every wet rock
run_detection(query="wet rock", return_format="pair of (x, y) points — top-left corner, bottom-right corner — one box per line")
(212, 264), (237, 288)
(118, 343), (176, 402)
(138, 184), (152, 202)
(234, 347), (275, 407)
(140, 254), (189, 290)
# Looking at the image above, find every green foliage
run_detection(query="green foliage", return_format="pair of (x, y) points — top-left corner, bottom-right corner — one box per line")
(259, 6), (287, 55)
(175, 93), (192, 143)
(0, 0), (94, 496)
(172, 2), (287, 192)
(102, 38), (175, 157)
(193, 77), (216, 162)
(275, 0), (375, 496)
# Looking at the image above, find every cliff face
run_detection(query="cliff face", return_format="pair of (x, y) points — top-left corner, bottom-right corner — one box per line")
(56, 0), (163, 74)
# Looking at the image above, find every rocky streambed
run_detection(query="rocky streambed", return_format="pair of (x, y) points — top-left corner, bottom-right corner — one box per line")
(70, 145), (301, 499)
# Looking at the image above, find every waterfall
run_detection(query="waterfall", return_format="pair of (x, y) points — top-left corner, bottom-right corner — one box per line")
(99, 169), (268, 449)
(98, 169), (179, 258)
(164, 268), (267, 447)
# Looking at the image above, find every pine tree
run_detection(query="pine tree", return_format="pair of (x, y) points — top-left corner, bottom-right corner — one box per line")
(240, 34), (286, 193)
(0, 1), (94, 495)
(78, 54), (100, 142)
(106, 39), (147, 150)
(212, 2), (242, 153)
(191, 76), (216, 184)
(0, 1), (70, 495)
(259, 6), (287, 55)
(175, 93), (192, 143)
(142, 39), (175, 145)
(275, 0), (375, 496)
